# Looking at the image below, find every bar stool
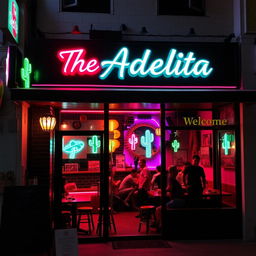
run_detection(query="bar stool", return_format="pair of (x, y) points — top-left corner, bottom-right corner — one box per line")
(77, 206), (94, 234)
(96, 207), (116, 234)
(138, 205), (156, 233)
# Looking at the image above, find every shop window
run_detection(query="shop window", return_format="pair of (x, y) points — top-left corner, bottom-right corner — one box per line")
(158, 0), (205, 16)
(61, 0), (111, 13)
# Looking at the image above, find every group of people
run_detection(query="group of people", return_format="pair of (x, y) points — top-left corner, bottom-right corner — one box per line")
(115, 154), (207, 210)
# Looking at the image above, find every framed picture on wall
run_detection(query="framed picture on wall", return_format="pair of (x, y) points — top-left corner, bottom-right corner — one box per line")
(88, 160), (100, 172)
(64, 163), (79, 172)
(200, 147), (212, 167)
(201, 134), (211, 147)
(173, 150), (187, 166)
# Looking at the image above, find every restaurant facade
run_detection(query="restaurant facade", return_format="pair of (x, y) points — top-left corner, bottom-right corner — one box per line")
(6, 38), (244, 241)
(2, 0), (256, 251)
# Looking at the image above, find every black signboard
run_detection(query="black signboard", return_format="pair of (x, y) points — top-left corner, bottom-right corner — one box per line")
(26, 39), (240, 88)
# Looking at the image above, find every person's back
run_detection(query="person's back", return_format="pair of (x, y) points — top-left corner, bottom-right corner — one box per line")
(184, 155), (206, 197)
(119, 173), (137, 191)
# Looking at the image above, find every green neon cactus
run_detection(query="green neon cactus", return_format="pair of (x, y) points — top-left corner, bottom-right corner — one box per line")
(88, 135), (101, 153)
(20, 58), (32, 88)
(141, 129), (154, 158)
(172, 139), (180, 152)
(222, 133), (234, 155)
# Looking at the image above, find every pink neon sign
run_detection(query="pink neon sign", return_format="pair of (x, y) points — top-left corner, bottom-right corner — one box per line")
(57, 49), (101, 76)
(128, 133), (138, 151)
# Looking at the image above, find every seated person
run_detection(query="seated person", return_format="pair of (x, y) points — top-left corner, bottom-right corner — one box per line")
(151, 165), (161, 190)
(176, 162), (191, 190)
(152, 166), (185, 230)
(118, 169), (138, 207)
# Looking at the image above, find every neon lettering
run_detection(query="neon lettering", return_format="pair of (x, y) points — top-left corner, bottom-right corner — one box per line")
(57, 49), (100, 76)
(57, 47), (213, 80)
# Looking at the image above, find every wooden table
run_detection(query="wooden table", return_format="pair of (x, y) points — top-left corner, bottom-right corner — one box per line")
(62, 191), (98, 229)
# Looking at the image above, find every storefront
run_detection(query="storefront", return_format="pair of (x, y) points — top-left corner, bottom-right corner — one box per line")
(9, 39), (244, 241)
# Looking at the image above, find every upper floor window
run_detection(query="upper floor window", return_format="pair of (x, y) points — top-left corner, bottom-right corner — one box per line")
(158, 0), (205, 16)
(61, 0), (111, 13)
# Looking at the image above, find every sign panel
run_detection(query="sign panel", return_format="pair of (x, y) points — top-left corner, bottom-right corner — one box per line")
(27, 40), (240, 88)
(0, 0), (19, 43)
(8, 0), (19, 42)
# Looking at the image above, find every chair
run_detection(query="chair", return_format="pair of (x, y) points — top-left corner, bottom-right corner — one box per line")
(77, 206), (94, 234)
(96, 207), (116, 234)
(138, 205), (156, 233)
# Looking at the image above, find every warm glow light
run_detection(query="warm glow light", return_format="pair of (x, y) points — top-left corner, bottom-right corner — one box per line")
(109, 119), (119, 131)
(155, 128), (161, 136)
(39, 116), (56, 132)
(109, 139), (120, 152)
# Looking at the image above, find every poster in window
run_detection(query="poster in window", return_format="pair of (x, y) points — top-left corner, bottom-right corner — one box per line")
(88, 160), (100, 172)
(200, 147), (212, 167)
(115, 154), (125, 171)
(64, 163), (79, 172)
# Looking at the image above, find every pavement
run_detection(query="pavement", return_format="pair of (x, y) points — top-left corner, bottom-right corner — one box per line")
(15, 239), (256, 256)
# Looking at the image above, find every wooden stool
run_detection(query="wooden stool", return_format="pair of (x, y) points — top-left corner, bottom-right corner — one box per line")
(138, 205), (156, 233)
(96, 207), (116, 234)
(77, 206), (94, 234)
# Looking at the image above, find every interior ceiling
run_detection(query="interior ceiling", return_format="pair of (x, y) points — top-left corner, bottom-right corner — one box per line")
(27, 101), (230, 110)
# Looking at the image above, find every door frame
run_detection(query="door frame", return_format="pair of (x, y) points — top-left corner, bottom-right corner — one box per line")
(53, 130), (108, 241)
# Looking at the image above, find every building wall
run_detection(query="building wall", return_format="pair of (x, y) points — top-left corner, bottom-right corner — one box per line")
(37, 0), (234, 41)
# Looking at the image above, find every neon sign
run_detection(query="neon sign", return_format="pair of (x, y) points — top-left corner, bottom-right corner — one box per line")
(171, 139), (180, 152)
(21, 58), (32, 88)
(57, 47), (213, 80)
(128, 133), (138, 151)
(222, 133), (234, 155)
(57, 49), (100, 76)
(63, 139), (85, 159)
(141, 129), (154, 158)
(8, 0), (19, 42)
(88, 135), (101, 154)
(109, 120), (120, 153)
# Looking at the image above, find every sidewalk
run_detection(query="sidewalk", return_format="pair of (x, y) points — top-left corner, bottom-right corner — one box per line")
(79, 240), (256, 256)
(16, 239), (256, 256)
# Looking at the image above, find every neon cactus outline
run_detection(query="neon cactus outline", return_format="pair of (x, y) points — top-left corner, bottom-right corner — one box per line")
(141, 129), (154, 158)
(128, 133), (138, 151)
(63, 139), (85, 159)
(21, 58), (32, 88)
(171, 139), (180, 152)
(222, 133), (234, 155)
(88, 135), (101, 153)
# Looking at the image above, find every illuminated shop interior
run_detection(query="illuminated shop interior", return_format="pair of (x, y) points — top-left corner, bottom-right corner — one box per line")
(42, 102), (238, 238)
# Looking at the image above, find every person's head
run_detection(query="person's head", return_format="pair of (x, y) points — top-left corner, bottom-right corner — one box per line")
(182, 161), (191, 172)
(139, 158), (146, 168)
(131, 169), (138, 178)
(156, 165), (161, 173)
(192, 155), (200, 166)
(168, 165), (179, 179)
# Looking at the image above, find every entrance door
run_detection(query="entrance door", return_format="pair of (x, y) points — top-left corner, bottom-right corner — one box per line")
(54, 131), (107, 239)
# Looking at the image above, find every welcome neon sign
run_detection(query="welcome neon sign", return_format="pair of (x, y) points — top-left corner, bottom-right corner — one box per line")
(57, 47), (213, 80)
